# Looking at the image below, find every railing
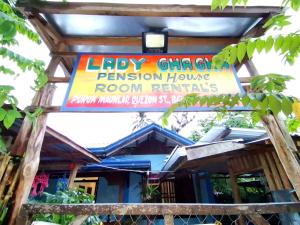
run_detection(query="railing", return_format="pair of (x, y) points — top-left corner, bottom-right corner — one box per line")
(19, 202), (300, 225)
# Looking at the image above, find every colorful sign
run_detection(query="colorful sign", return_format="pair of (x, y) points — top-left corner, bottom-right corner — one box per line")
(61, 54), (245, 112)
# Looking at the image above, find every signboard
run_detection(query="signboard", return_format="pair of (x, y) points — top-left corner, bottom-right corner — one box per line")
(61, 54), (245, 112)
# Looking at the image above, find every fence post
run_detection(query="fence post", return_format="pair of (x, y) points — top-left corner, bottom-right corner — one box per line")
(164, 215), (174, 225)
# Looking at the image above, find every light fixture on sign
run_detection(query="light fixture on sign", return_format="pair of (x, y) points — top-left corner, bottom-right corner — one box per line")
(142, 32), (168, 53)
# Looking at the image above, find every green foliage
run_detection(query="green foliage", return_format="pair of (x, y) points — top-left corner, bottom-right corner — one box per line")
(212, 0), (300, 12)
(164, 1), (300, 133)
(0, 0), (48, 155)
(287, 117), (300, 133)
(263, 14), (291, 31)
(25, 107), (43, 127)
(32, 188), (101, 225)
(213, 34), (300, 68)
(189, 112), (261, 142)
(142, 184), (160, 202)
(163, 74), (300, 132)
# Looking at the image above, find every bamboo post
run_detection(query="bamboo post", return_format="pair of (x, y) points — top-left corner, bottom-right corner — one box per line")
(245, 60), (300, 199)
(68, 164), (80, 188)
(9, 56), (61, 225)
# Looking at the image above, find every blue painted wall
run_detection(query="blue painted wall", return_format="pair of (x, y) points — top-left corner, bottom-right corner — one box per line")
(128, 172), (143, 203)
(192, 172), (215, 203)
(96, 177), (119, 203)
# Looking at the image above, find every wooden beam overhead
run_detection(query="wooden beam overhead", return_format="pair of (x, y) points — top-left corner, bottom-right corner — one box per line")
(63, 36), (240, 46)
(18, 2), (280, 17)
(186, 142), (246, 161)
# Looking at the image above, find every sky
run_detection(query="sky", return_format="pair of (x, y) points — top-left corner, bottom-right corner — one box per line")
(1, 0), (300, 148)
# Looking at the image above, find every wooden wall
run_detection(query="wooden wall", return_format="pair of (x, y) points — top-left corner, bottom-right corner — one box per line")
(227, 148), (293, 192)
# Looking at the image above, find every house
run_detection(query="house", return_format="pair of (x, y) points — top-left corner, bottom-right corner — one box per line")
(78, 123), (194, 203)
(163, 126), (300, 205)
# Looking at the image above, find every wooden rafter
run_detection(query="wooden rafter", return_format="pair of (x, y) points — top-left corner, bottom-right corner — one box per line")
(18, 1), (280, 17)
(64, 36), (240, 46)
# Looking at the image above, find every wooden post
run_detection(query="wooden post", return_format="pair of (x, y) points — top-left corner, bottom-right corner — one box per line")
(245, 60), (300, 199)
(68, 164), (80, 188)
(248, 214), (271, 225)
(164, 215), (174, 225)
(229, 171), (241, 203)
(228, 162), (247, 225)
(10, 56), (61, 225)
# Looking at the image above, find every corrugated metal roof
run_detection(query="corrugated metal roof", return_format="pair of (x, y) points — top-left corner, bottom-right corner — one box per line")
(89, 123), (194, 156)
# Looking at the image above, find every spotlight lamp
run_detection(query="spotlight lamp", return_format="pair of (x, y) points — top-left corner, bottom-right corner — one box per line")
(142, 32), (168, 53)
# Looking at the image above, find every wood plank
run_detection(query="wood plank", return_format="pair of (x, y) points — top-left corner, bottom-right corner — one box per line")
(64, 36), (239, 46)
(258, 153), (276, 191)
(271, 151), (293, 190)
(264, 151), (283, 190)
(0, 154), (11, 181)
(245, 60), (259, 77)
(0, 161), (14, 198)
(20, 202), (300, 216)
(29, 13), (62, 45)
(261, 115), (300, 198)
(39, 162), (73, 171)
(18, 2), (280, 17)
(248, 214), (271, 225)
(186, 142), (246, 161)
(228, 165), (241, 203)
(68, 164), (80, 188)
(242, 12), (275, 39)
(164, 215), (174, 225)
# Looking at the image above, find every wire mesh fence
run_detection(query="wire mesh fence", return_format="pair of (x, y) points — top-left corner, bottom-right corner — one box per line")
(19, 202), (300, 225)
(78, 213), (284, 225)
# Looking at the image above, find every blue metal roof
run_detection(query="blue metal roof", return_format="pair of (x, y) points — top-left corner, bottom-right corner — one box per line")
(81, 160), (151, 172)
(89, 123), (194, 156)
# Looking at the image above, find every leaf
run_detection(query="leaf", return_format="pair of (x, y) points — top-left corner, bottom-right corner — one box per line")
(281, 96), (293, 116)
(228, 46), (237, 64)
(260, 96), (269, 111)
(268, 95), (281, 115)
(3, 110), (15, 129)
(0, 108), (7, 121)
(3, 109), (21, 129)
(255, 39), (265, 53)
(237, 42), (247, 62)
(265, 36), (274, 52)
(246, 41), (256, 58)
(280, 36), (291, 53)
(274, 35), (284, 51)
(0, 20), (17, 40)
(291, 0), (300, 11)
(250, 98), (260, 109)
(211, 0), (221, 10)
(241, 95), (250, 106)
(220, 0), (230, 10)
(251, 111), (261, 125)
